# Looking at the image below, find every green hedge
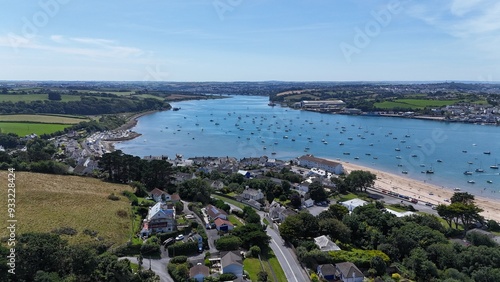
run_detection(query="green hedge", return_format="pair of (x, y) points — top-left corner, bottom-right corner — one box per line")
(167, 242), (198, 257)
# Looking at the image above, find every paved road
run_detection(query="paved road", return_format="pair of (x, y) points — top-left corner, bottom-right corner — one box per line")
(258, 211), (310, 282)
(120, 256), (173, 282)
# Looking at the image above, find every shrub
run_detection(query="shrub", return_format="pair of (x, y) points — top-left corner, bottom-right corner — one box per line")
(170, 256), (188, 264)
(257, 271), (268, 282)
(108, 193), (120, 201)
(140, 242), (160, 256)
(215, 235), (242, 251)
(51, 226), (78, 236)
(167, 242), (198, 257)
(122, 190), (139, 206)
(220, 273), (238, 281)
(250, 245), (261, 258)
(83, 229), (98, 237)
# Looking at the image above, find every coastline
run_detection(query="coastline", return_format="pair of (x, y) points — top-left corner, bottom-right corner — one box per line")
(332, 159), (500, 222)
(101, 110), (161, 152)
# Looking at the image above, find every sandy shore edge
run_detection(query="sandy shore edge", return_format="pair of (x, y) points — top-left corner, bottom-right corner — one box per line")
(330, 159), (500, 222)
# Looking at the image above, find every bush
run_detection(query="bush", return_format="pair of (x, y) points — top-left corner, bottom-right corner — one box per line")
(51, 226), (78, 236)
(220, 273), (238, 281)
(167, 242), (198, 257)
(116, 209), (128, 218)
(250, 245), (261, 258)
(257, 271), (268, 282)
(487, 220), (500, 232)
(122, 190), (139, 206)
(140, 242), (160, 256)
(170, 256), (188, 264)
(108, 193), (120, 201)
(82, 229), (98, 237)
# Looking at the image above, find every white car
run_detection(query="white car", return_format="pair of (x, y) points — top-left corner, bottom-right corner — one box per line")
(175, 235), (184, 241)
(185, 214), (195, 219)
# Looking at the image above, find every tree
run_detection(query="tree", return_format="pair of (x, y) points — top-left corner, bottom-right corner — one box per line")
(318, 218), (351, 243)
(344, 170), (376, 192)
(178, 178), (212, 204)
(48, 92), (62, 101)
(309, 181), (327, 202)
(451, 192), (475, 205)
(370, 256), (387, 277)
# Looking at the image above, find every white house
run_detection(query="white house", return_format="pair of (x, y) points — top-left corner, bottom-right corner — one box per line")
(298, 155), (344, 175)
(314, 235), (341, 252)
(241, 187), (264, 201)
(140, 202), (176, 237)
(340, 198), (368, 213)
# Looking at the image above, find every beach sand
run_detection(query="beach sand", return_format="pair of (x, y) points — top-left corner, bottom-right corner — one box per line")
(333, 160), (500, 223)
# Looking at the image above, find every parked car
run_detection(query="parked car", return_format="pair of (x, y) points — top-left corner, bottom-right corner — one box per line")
(175, 234), (184, 241)
(185, 214), (195, 219)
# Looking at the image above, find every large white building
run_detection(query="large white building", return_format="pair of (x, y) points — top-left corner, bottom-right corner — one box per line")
(298, 155), (344, 175)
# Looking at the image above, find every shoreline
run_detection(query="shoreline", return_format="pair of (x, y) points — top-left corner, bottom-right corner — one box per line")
(332, 159), (500, 222)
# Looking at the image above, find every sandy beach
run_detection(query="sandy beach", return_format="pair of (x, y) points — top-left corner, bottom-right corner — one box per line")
(335, 160), (500, 223)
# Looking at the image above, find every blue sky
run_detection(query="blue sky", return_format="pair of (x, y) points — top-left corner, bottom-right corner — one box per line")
(0, 0), (499, 81)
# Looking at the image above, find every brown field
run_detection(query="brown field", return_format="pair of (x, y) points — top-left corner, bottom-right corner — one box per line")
(0, 171), (134, 246)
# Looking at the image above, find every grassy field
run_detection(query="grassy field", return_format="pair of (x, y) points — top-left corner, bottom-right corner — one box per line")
(0, 122), (70, 136)
(0, 114), (89, 124)
(243, 258), (263, 281)
(374, 99), (461, 110)
(212, 194), (247, 210)
(0, 172), (134, 246)
(0, 94), (81, 102)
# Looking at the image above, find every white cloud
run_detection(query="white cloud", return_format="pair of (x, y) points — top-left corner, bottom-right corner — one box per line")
(450, 0), (483, 16)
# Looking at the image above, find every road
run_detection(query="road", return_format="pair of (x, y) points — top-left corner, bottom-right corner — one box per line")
(225, 200), (310, 281)
(258, 211), (310, 282)
(120, 256), (173, 282)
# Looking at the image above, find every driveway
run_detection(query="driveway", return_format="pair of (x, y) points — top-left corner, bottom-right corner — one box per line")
(120, 256), (172, 282)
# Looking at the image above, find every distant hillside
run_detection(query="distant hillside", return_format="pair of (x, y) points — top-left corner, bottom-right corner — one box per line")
(0, 172), (134, 246)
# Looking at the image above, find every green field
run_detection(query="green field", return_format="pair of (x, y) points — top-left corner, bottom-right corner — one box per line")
(0, 122), (70, 136)
(0, 114), (89, 124)
(374, 99), (461, 110)
(0, 172), (134, 246)
(243, 258), (263, 281)
(0, 94), (82, 102)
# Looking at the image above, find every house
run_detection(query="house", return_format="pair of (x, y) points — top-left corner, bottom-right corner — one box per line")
(205, 205), (228, 220)
(221, 251), (243, 277)
(317, 264), (336, 281)
(140, 202), (176, 237)
(214, 218), (234, 232)
(170, 193), (181, 203)
(314, 235), (341, 252)
(189, 263), (210, 282)
(241, 187), (264, 201)
(210, 180), (224, 190)
(304, 198), (314, 208)
(335, 262), (364, 282)
(340, 198), (368, 212)
(297, 155), (344, 175)
(150, 188), (170, 202)
(237, 170), (251, 178)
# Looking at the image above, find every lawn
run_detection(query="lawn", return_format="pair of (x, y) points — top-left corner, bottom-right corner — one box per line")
(228, 214), (243, 227)
(243, 258), (263, 282)
(337, 192), (359, 202)
(374, 99), (460, 110)
(0, 114), (89, 124)
(0, 172), (134, 246)
(266, 251), (288, 282)
(212, 194), (247, 210)
(0, 94), (81, 102)
(0, 122), (70, 136)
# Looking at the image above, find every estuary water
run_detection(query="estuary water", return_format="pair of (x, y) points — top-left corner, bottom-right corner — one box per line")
(116, 95), (500, 199)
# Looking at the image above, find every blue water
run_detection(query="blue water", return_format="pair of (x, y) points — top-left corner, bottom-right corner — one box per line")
(116, 95), (500, 199)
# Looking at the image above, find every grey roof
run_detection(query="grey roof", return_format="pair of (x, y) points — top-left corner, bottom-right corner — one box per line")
(314, 235), (341, 252)
(318, 264), (336, 276)
(335, 262), (364, 279)
(221, 251), (242, 268)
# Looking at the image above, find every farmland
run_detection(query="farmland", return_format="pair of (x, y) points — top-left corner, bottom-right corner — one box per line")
(0, 122), (70, 136)
(0, 171), (134, 246)
(0, 94), (81, 102)
(0, 114), (89, 124)
(374, 99), (461, 110)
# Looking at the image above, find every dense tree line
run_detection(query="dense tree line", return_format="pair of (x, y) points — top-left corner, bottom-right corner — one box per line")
(1, 232), (158, 282)
(279, 194), (498, 281)
(98, 150), (173, 190)
(0, 97), (169, 115)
